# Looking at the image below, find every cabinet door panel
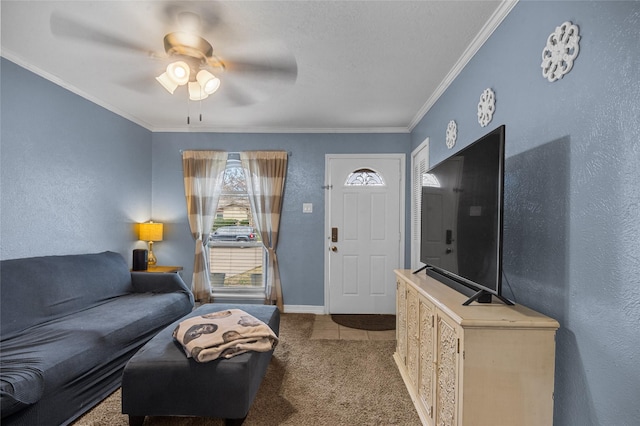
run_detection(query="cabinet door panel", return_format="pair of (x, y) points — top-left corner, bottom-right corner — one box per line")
(396, 279), (407, 364)
(419, 298), (435, 418)
(436, 315), (458, 426)
(407, 288), (420, 385)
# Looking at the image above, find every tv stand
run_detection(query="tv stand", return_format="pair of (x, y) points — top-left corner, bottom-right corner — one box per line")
(462, 289), (514, 306)
(394, 269), (559, 426)
(423, 267), (514, 306)
(412, 265), (428, 274)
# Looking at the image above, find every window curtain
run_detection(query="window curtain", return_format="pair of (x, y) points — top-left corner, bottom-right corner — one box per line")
(182, 150), (228, 302)
(240, 151), (288, 311)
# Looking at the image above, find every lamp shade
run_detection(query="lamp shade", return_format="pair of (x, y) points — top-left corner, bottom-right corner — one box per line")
(156, 72), (179, 94)
(139, 222), (164, 242)
(188, 81), (209, 101)
(196, 70), (221, 95)
(166, 61), (190, 85)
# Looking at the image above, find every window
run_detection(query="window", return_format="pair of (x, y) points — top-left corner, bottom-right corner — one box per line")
(422, 173), (440, 188)
(209, 156), (266, 294)
(345, 168), (385, 186)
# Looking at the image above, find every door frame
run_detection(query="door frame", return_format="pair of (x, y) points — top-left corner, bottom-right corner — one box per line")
(411, 137), (429, 270)
(323, 153), (406, 314)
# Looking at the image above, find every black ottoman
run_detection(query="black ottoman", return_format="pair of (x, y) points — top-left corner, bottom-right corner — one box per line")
(121, 303), (280, 426)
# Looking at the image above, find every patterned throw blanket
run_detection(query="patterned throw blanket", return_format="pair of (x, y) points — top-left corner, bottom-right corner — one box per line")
(172, 309), (278, 363)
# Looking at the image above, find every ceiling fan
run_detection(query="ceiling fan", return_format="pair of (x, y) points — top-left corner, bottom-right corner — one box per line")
(155, 31), (224, 101)
(49, 2), (298, 108)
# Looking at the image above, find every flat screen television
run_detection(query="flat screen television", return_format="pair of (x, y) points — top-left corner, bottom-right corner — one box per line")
(415, 125), (512, 305)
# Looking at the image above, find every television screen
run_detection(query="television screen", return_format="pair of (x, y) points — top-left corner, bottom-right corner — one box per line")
(419, 125), (506, 303)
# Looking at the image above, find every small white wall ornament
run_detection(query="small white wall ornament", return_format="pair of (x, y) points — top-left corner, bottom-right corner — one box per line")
(446, 120), (457, 149)
(541, 21), (580, 82)
(477, 88), (496, 127)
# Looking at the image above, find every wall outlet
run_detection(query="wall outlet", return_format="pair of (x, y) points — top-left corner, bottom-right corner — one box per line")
(303, 203), (313, 213)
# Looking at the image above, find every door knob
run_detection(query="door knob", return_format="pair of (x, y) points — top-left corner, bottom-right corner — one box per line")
(330, 246), (338, 252)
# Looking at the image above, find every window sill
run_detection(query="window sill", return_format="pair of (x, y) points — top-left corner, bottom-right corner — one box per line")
(211, 290), (265, 300)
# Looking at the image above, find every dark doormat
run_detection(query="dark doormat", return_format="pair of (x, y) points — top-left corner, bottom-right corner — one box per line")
(331, 314), (396, 331)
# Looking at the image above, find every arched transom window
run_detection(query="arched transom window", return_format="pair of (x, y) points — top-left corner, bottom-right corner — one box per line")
(344, 168), (385, 186)
(422, 173), (441, 188)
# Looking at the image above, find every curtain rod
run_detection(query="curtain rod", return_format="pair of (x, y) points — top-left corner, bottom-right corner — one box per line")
(179, 150), (291, 156)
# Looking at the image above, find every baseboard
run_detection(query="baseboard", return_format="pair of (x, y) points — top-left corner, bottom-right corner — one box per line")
(283, 305), (325, 315)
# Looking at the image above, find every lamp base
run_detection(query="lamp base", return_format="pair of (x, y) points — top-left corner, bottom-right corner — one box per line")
(147, 241), (158, 266)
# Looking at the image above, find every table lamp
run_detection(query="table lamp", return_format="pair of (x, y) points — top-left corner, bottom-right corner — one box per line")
(139, 221), (163, 266)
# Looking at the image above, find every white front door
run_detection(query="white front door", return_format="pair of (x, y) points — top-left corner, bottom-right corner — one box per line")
(421, 157), (463, 272)
(325, 154), (405, 314)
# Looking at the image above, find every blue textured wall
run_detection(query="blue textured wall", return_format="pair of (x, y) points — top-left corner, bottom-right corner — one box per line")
(412, 2), (640, 424)
(0, 58), (153, 261)
(150, 132), (410, 307)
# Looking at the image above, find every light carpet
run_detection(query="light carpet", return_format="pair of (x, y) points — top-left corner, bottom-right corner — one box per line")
(72, 313), (420, 426)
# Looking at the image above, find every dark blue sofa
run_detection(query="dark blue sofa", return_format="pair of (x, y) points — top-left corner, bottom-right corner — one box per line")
(0, 251), (194, 425)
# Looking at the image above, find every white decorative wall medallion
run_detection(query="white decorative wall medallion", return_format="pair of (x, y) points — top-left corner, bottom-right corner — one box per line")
(446, 120), (457, 149)
(477, 88), (496, 127)
(541, 21), (580, 82)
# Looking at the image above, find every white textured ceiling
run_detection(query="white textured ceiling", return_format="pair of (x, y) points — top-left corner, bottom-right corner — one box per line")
(1, 1), (514, 133)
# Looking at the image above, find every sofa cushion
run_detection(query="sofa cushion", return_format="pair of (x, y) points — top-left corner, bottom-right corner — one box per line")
(0, 362), (44, 417)
(1, 252), (133, 340)
(0, 251), (195, 426)
(0, 291), (191, 394)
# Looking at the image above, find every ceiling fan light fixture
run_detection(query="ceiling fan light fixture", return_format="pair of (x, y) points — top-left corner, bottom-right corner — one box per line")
(188, 81), (209, 101)
(152, 32), (230, 109)
(196, 70), (221, 95)
(155, 72), (179, 94)
(166, 61), (190, 85)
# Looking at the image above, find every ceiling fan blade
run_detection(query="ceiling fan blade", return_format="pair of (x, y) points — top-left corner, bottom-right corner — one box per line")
(118, 74), (162, 94)
(219, 78), (261, 106)
(214, 44), (298, 106)
(215, 38), (298, 85)
(50, 12), (154, 55)
(224, 58), (298, 82)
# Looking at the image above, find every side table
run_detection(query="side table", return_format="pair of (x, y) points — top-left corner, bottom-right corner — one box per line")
(134, 266), (183, 273)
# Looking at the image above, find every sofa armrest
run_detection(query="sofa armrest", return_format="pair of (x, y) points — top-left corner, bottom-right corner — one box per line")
(130, 272), (194, 305)
(0, 361), (45, 417)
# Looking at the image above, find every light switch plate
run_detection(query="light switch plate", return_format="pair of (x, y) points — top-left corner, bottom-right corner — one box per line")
(303, 203), (313, 213)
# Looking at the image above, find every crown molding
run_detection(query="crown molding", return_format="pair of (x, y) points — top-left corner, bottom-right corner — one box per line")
(407, 0), (519, 132)
(3, 1), (518, 136)
(150, 125), (411, 134)
(1, 50), (155, 131)
(3, 50), (410, 134)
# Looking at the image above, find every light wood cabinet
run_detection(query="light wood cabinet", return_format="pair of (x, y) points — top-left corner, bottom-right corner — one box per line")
(394, 269), (559, 426)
